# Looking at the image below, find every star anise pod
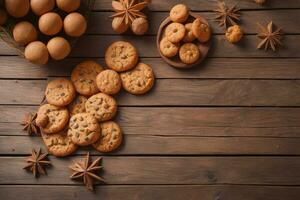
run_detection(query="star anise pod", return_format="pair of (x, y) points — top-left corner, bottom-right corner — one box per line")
(213, 1), (241, 28)
(23, 148), (51, 178)
(21, 112), (40, 136)
(69, 152), (104, 191)
(257, 21), (283, 51)
(111, 0), (147, 25)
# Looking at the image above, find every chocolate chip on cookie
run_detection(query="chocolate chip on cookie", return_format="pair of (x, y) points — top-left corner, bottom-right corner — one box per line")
(105, 41), (138, 72)
(96, 69), (122, 95)
(192, 18), (211, 43)
(183, 23), (196, 43)
(165, 22), (186, 43)
(45, 78), (76, 107)
(159, 37), (179, 58)
(120, 63), (155, 95)
(93, 121), (123, 153)
(68, 113), (101, 146)
(71, 60), (104, 96)
(179, 43), (201, 64)
(36, 104), (69, 134)
(85, 93), (118, 122)
(41, 130), (78, 157)
(170, 4), (189, 23)
(68, 95), (88, 116)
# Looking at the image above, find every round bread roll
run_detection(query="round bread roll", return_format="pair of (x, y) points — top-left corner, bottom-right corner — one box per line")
(131, 18), (149, 35)
(25, 41), (49, 65)
(63, 12), (87, 37)
(39, 12), (63, 35)
(13, 21), (38, 45)
(5, 0), (30, 18)
(47, 37), (71, 60)
(31, 0), (55, 16)
(56, 0), (80, 13)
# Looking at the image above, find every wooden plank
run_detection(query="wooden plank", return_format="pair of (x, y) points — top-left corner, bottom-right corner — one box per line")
(1, 185), (300, 200)
(71, 35), (300, 58)
(2, 135), (300, 155)
(1, 57), (300, 79)
(1, 156), (300, 185)
(1, 106), (300, 137)
(94, 0), (300, 11)
(1, 35), (300, 58)
(88, 10), (300, 34)
(1, 79), (299, 106)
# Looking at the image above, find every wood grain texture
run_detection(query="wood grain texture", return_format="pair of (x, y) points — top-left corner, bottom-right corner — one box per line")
(1, 79), (299, 106)
(1, 57), (300, 79)
(1, 156), (300, 185)
(88, 10), (300, 34)
(94, 0), (300, 11)
(2, 135), (300, 155)
(2, 106), (300, 137)
(1, 35), (300, 58)
(1, 185), (300, 200)
(71, 35), (300, 58)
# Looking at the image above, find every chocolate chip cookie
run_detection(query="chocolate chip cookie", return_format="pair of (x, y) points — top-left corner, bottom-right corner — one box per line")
(41, 129), (78, 157)
(159, 37), (179, 57)
(85, 93), (117, 122)
(68, 95), (87, 116)
(120, 63), (155, 95)
(68, 113), (101, 146)
(93, 121), (123, 152)
(105, 41), (138, 72)
(45, 78), (76, 107)
(71, 60), (104, 96)
(165, 22), (185, 43)
(179, 43), (200, 64)
(96, 69), (122, 95)
(36, 104), (69, 134)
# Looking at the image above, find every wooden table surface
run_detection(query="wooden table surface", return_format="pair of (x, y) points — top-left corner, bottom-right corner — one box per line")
(1, 0), (300, 199)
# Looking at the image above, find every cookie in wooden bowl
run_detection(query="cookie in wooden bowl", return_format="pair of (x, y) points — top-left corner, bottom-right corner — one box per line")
(156, 4), (211, 69)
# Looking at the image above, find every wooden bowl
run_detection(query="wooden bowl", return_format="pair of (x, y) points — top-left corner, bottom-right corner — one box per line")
(156, 12), (211, 69)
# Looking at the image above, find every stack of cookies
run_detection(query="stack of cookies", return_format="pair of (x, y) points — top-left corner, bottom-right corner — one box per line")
(35, 41), (155, 157)
(159, 4), (211, 64)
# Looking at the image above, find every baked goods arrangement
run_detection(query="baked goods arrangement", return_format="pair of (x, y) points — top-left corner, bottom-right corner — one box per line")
(31, 41), (155, 158)
(157, 4), (211, 68)
(18, 0), (286, 191)
(0, 0), (92, 64)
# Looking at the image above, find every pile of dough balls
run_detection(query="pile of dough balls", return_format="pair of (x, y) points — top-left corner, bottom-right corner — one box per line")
(1, 0), (87, 64)
(159, 4), (211, 64)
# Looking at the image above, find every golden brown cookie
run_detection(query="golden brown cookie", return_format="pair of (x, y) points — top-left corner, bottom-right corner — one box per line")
(41, 129), (78, 157)
(85, 93), (117, 122)
(45, 78), (76, 107)
(183, 23), (196, 42)
(36, 104), (69, 134)
(159, 37), (179, 58)
(71, 60), (104, 96)
(165, 22), (186, 43)
(225, 25), (243, 43)
(179, 43), (201, 64)
(105, 41), (138, 72)
(68, 113), (101, 146)
(96, 69), (122, 95)
(68, 95), (88, 116)
(192, 18), (211, 43)
(93, 121), (123, 153)
(169, 4), (189, 23)
(120, 63), (155, 95)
